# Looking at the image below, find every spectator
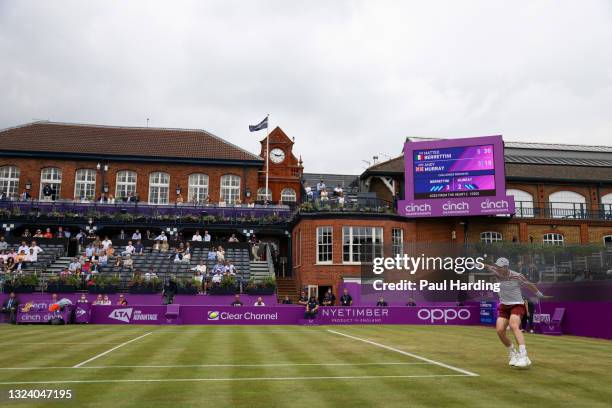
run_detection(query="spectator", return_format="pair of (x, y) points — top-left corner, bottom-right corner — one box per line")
(132, 229), (142, 240)
(322, 288), (336, 306)
(304, 296), (318, 319)
(191, 230), (203, 241)
(406, 298), (417, 307)
(231, 294), (243, 306)
(191, 259), (207, 274)
(212, 260), (225, 276)
(297, 291), (308, 305)
(101, 295), (111, 305)
(42, 228), (53, 239)
(33, 229), (44, 238)
(207, 248), (217, 260)
(25, 248), (37, 263)
(0, 236), (7, 251)
(183, 242), (192, 262)
(118, 230), (126, 240)
(68, 257), (81, 274)
(203, 230), (211, 242)
(253, 296), (266, 306)
(228, 234), (239, 243)
(160, 240), (170, 253)
(22, 229), (32, 238)
(216, 246), (225, 262)
(281, 295), (292, 304)
(30, 241), (43, 258)
(102, 236), (113, 250)
(99, 251), (108, 267)
(172, 248), (183, 264)
(145, 230), (154, 240)
(340, 288), (353, 306)
(117, 294), (128, 306)
(376, 297), (388, 307)
(42, 184), (53, 200)
(320, 188), (329, 202)
(152, 240), (161, 252)
(18, 241), (29, 255)
(134, 240), (144, 255)
(316, 179), (326, 193)
(122, 255), (134, 272)
(176, 193), (184, 204)
(122, 241), (135, 256)
(155, 231), (168, 241)
(1, 292), (19, 324)
(224, 260), (237, 276)
(77, 294), (89, 303)
(93, 294), (103, 305)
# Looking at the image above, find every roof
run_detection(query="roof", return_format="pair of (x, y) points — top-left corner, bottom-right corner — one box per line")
(362, 139), (612, 182)
(302, 173), (360, 188)
(0, 121), (263, 164)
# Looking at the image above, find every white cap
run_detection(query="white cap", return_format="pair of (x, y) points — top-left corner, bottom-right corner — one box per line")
(495, 257), (510, 267)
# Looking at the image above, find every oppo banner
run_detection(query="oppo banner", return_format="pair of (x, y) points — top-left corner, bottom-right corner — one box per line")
(398, 135), (515, 217)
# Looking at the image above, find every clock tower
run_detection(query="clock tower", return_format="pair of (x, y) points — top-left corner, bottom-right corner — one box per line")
(258, 127), (303, 203)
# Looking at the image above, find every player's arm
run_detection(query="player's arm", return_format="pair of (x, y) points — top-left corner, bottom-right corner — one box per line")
(483, 263), (502, 277)
(518, 274), (553, 299)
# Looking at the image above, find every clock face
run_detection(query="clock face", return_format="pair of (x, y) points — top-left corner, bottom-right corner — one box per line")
(270, 148), (286, 164)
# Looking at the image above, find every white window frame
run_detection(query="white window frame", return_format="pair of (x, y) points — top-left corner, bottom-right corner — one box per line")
(0, 165), (20, 198)
(603, 235), (612, 245)
(39, 167), (62, 199)
(548, 191), (586, 219)
(392, 228), (404, 256)
(116, 170), (137, 200)
(316, 226), (333, 264)
(74, 169), (96, 200)
(148, 172), (170, 205)
(342, 226), (383, 264)
(480, 231), (503, 244)
(188, 173), (209, 204)
(543, 233), (564, 246)
(506, 189), (534, 218)
(257, 187), (272, 202)
(220, 174), (241, 204)
(601, 193), (612, 218)
(281, 188), (297, 203)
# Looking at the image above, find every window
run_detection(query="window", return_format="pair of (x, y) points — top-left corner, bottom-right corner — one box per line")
(343, 226), (383, 263)
(543, 233), (564, 246)
(0, 166), (20, 198)
(40, 167), (62, 199)
(74, 169), (96, 200)
(148, 172), (170, 204)
(188, 173), (209, 204)
(316, 227), (333, 263)
(116, 170), (137, 199)
(281, 188), (297, 203)
(220, 175), (240, 204)
(480, 231), (503, 243)
(603, 235), (612, 246)
(392, 228), (404, 256)
(601, 193), (612, 219)
(257, 187), (272, 202)
(548, 191), (586, 219)
(506, 189), (534, 218)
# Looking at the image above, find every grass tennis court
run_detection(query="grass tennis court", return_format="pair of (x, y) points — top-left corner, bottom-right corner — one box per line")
(0, 325), (610, 407)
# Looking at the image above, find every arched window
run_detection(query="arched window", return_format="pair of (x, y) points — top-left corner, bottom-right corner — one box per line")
(74, 169), (96, 200)
(601, 193), (612, 219)
(480, 231), (503, 243)
(220, 175), (240, 204)
(506, 189), (534, 218)
(603, 235), (612, 246)
(116, 171), (137, 200)
(0, 166), (20, 198)
(40, 167), (62, 199)
(281, 188), (297, 203)
(543, 233), (564, 246)
(149, 172), (170, 204)
(188, 174), (209, 204)
(549, 191), (586, 219)
(257, 187), (272, 202)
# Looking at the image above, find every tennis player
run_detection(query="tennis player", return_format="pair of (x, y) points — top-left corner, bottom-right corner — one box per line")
(485, 257), (551, 368)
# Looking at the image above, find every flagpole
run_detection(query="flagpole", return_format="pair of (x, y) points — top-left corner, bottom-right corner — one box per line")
(265, 114), (270, 205)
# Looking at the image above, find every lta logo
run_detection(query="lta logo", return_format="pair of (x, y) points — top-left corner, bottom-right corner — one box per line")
(108, 308), (133, 323)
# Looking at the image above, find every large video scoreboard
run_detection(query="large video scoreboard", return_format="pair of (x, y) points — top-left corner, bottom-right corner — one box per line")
(398, 135), (515, 218)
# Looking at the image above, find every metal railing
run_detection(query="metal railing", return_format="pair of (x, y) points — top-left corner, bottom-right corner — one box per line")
(513, 201), (612, 220)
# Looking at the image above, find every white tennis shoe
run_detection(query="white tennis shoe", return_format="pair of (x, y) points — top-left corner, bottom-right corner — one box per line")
(509, 350), (519, 366)
(514, 355), (532, 368)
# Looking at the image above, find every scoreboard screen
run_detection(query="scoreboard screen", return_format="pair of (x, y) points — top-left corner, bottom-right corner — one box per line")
(413, 144), (496, 199)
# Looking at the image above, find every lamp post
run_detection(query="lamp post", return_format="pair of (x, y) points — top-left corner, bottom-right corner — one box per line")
(97, 162), (109, 197)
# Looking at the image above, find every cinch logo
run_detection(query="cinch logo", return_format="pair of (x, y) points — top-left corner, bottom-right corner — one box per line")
(443, 201), (469, 211)
(417, 308), (471, 323)
(207, 311), (220, 321)
(108, 308), (133, 323)
(481, 199), (509, 209)
(405, 203), (431, 213)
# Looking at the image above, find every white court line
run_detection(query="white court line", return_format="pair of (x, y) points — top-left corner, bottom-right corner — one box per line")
(0, 362), (431, 371)
(0, 342), (124, 346)
(72, 332), (152, 368)
(0, 374), (472, 385)
(327, 329), (479, 377)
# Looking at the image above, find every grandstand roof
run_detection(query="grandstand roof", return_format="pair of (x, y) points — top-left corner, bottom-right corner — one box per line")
(0, 121), (264, 164)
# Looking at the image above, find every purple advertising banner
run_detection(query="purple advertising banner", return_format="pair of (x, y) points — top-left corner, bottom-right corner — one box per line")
(398, 135), (515, 217)
(315, 306), (480, 325)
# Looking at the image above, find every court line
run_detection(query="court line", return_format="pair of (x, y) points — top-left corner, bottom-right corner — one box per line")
(0, 342), (124, 346)
(327, 329), (479, 377)
(0, 362), (431, 371)
(72, 332), (153, 368)
(0, 374), (473, 385)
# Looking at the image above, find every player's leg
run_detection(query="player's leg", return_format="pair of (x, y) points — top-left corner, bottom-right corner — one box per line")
(496, 316), (518, 366)
(509, 312), (531, 368)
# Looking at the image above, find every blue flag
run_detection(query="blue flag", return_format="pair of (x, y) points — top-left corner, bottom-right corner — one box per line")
(249, 116), (268, 132)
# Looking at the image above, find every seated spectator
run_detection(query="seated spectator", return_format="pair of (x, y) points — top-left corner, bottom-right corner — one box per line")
(191, 259), (207, 274)
(322, 288), (336, 306)
(203, 230), (211, 242)
(231, 294), (243, 306)
(216, 246), (225, 262)
(123, 255), (134, 272)
(18, 241), (29, 255)
(85, 243), (95, 258)
(145, 230), (153, 240)
(4, 256), (16, 273)
(304, 296), (318, 319)
(224, 260), (237, 276)
(93, 294), (104, 305)
(117, 294), (128, 306)
(42, 228), (53, 239)
(132, 229), (142, 240)
(253, 296), (265, 306)
(183, 243), (192, 262)
(0, 236), (7, 251)
(134, 240), (144, 255)
(33, 229), (44, 238)
(193, 271), (204, 294)
(25, 248), (37, 263)
(211, 271), (223, 285)
(102, 236), (113, 250)
(376, 297), (388, 307)
(56, 227), (65, 239)
(122, 241), (135, 256)
(106, 245), (115, 257)
(15, 250), (27, 264)
(68, 257), (81, 273)
(160, 240), (169, 253)
(406, 298), (417, 307)
(21, 229), (32, 238)
(77, 294), (89, 303)
(320, 188), (329, 202)
(340, 288), (352, 306)
(191, 230), (202, 241)
(114, 255), (123, 268)
(155, 231), (168, 241)
(152, 240), (161, 252)
(101, 295), (111, 305)
(337, 193), (345, 207)
(212, 260), (225, 276)
(297, 291), (308, 305)
(118, 229), (126, 240)
(281, 295), (292, 304)
(207, 249), (217, 260)
(30, 241), (43, 258)
(228, 234), (239, 243)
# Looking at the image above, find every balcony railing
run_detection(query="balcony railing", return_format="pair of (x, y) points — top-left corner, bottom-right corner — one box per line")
(513, 201), (612, 220)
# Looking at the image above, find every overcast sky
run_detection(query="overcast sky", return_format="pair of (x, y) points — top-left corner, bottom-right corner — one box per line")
(1, 1), (611, 174)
